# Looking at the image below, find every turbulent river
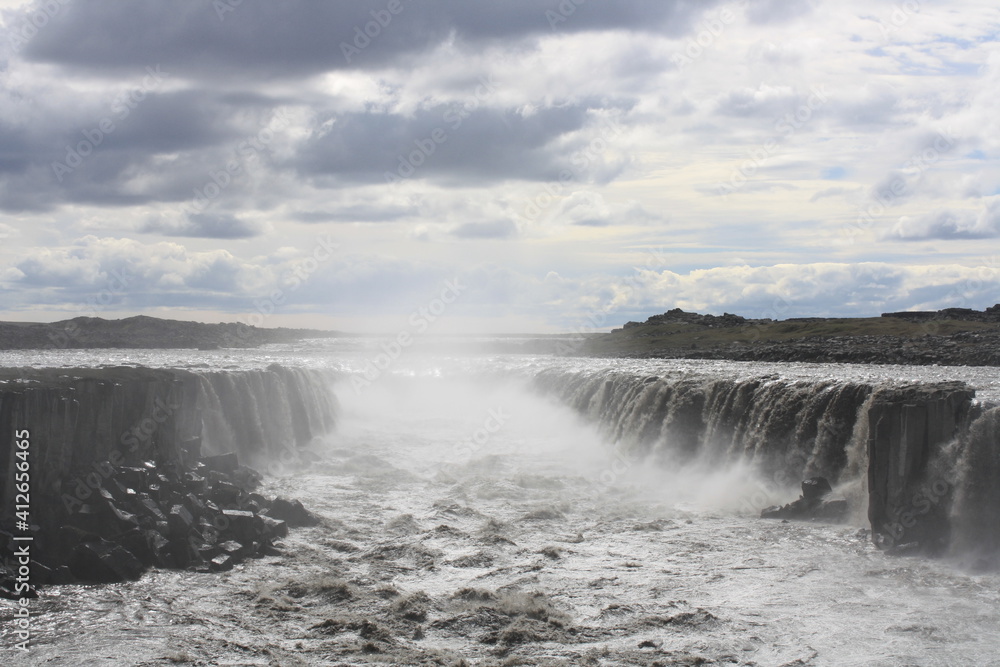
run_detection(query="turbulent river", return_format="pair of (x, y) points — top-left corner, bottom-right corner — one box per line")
(2, 339), (1000, 666)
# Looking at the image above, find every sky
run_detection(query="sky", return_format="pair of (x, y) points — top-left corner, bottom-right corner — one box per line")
(0, 0), (999, 334)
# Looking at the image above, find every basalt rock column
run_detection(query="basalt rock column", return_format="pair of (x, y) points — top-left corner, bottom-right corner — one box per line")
(866, 382), (975, 553)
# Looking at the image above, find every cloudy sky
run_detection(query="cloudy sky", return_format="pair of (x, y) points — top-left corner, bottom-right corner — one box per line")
(1, 0), (998, 333)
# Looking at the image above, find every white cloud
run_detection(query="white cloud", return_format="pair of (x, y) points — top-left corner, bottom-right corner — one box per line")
(888, 198), (1000, 240)
(0, 1), (998, 330)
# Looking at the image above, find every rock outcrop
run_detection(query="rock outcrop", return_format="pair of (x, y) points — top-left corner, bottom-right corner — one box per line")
(537, 367), (999, 563)
(0, 448), (319, 592)
(881, 305), (1000, 323)
(760, 476), (848, 522)
(0, 364), (337, 589)
(598, 305), (1000, 367)
(622, 308), (761, 330)
(866, 383), (975, 555)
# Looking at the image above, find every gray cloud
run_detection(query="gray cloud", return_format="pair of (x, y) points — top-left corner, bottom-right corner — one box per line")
(295, 102), (616, 184)
(450, 220), (518, 239)
(21, 0), (724, 78)
(142, 212), (266, 239)
(0, 1), (997, 329)
(0, 89), (282, 212)
(291, 203), (419, 223)
(745, 0), (819, 25)
(887, 202), (1000, 240)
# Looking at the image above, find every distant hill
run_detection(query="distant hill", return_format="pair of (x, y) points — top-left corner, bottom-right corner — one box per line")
(584, 305), (1000, 366)
(0, 315), (343, 350)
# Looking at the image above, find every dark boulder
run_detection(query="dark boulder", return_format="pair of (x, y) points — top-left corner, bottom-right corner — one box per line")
(210, 553), (235, 572)
(70, 540), (145, 583)
(801, 476), (833, 500)
(200, 452), (239, 476)
(210, 480), (243, 508)
(761, 477), (847, 522)
(220, 509), (257, 543)
(167, 505), (195, 540)
(265, 497), (319, 527)
(259, 514), (288, 540)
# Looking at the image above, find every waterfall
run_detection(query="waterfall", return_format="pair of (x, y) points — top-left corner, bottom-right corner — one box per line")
(532, 368), (873, 487)
(0, 364), (339, 515)
(532, 366), (999, 564)
(196, 364), (339, 464)
(949, 406), (1000, 567)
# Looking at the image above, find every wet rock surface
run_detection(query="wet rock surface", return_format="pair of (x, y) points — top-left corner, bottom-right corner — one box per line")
(866, 383), (975, 556)
(0, 451), (316, 587)
(760, 476), (848, 522)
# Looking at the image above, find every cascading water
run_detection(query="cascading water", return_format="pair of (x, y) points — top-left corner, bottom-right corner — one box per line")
(195, 364), (339, 465)
(532, 368), (875, 488)
(531, 365), (999, 565)
(0, 364), (340, 516)
(3, 347), (1000, 665)
(949, 406), (1000, 567)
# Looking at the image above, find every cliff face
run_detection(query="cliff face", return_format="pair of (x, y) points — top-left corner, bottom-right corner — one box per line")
(0, 365), (338, 520)
(0, 365), (338, 587)
(865, 383), (976, 554)
(0, 368), (198, 506)
(534, 368), (999, 564)
(2, 363), (997, 580)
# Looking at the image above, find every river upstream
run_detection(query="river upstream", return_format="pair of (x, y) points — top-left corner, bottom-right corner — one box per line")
(1, 340), (999, 666)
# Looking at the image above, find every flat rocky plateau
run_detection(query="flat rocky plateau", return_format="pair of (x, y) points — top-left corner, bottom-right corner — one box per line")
(0, 315), (340, 350)
(583, 306), (1000, 367)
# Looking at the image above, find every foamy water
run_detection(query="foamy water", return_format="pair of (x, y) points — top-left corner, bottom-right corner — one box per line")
(2, 343), (999, 665)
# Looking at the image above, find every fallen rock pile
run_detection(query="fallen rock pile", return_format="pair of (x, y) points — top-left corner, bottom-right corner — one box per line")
(1, 451), (318, 596)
